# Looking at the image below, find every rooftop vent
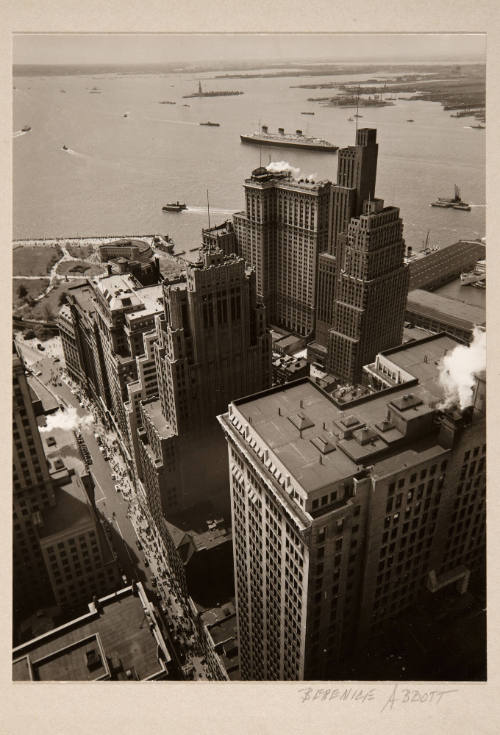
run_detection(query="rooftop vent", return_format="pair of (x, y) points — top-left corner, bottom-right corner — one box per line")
(310, 435), (336, 455)
(341, 414), (360, 428)
(288, 412), (314, 432)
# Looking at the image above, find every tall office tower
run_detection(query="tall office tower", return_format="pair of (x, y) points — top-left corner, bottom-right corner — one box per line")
(218, 333), (485, 680)
(135, 245), (271, 519)
(233, 168), (331, 337)
(315, 129), (379, 348)
(13, 346), (121, 630)
(13, 345), (56, 616)
(202, 220), (238, 256)
(326, 198), (409, 384)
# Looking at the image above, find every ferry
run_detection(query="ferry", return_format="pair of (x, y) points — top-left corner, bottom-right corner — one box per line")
(460, 260), (486, 286)
(431, 185), (470, 211)
(200, 121), (220, 127)
(21, 125), (31, 132)
(301, 111), (315, 115)
(240, 125), (338, 153)
(162, 202), (187, 212)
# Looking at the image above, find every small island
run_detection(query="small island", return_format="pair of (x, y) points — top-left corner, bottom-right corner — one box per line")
(182, 81), (243, 99)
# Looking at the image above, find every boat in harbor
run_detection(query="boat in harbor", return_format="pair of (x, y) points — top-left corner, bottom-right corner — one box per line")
(62, 145), (68, 151)
(354, 113), (363, 118)
(240, 125), (338, 153)
(21, 125), (31, 132)
(123, 113), (128, 118)
(200, 121), (220, 127)
(159, 100), (176, 104)
(407, 119), (414, 122)
(471, 123), (485, 129)
(348, 117), (354, 121)
(162, 202), (187, 212)
(431, 185), (471, 211)
(301, 111), (315, 115)
(460, 260), (486, 286)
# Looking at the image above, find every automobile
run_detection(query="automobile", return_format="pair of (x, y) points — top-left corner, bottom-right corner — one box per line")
(35, 371), (42, 377)
(46, 436), (56, 447)
(136, 540), (143, 550)
(37, 344), (45, 351)
(54, 357), (60, 363)
(144, 559), (149, 568)
(151, 578), (157, 587)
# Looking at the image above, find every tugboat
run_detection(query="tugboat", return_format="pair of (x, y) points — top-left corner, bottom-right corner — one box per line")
(431, 185), (470, 211)
(162, 201), (187, 212)
(62, 145), (68, 151)
(21, 125), (31, 132)
(123, 113), (128, 118)
(199, 121), (220, 127)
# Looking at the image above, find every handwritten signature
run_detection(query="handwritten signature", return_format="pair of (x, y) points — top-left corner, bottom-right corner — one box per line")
(298, 684), (458, 711)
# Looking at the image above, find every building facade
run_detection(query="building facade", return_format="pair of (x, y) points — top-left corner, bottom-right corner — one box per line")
(13, 345), (121, 633)
(326, 198), (409, 384)
(134, 246), (272, 521)
(234, 168), (331, 338)
(218, 333), (485, 680)
(315, 128), (378, 347)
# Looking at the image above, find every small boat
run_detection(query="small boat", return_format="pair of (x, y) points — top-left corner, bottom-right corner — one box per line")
(60, 89), (66, 93)
(123, 113), (128, 118)
(471, 123), (485, 129)
(406, 119), (414, 122)
(62, 145), (68, 151)
(159, 100), (176, 105)
(162, 201), (187, 212)
(21, 125), (31, 132)
(200, 121), (220, 127)
(354, 113), (363, 118)
(182, 104), (190, 107)
(348, 117), (354, 122)
(431, 185), (470, 211)
(301, 111), (315, 115)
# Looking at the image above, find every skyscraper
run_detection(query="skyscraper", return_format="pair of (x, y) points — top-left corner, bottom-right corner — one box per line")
(135, 245), (271, 519)
(326, 197), (409, 383)
(315, 128), (378, 348)
(218, 333), (485, 681)
(233, 168), (331, 338)
(13, 345), (121, 630)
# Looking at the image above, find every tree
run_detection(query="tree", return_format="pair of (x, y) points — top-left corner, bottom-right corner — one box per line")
(17, 284), (28, 299)
(58, 291), (68, 306)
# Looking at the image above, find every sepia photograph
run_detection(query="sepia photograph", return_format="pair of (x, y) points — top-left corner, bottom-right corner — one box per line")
(12, 32), (486, 685)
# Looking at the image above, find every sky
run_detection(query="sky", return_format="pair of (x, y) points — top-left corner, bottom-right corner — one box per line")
(14, 33), (486, 66)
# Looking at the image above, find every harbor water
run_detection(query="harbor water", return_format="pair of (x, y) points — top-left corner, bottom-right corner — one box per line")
(13, 67), (485, 254)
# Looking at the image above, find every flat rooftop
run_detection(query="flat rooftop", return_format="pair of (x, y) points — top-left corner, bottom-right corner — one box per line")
(380, 333), (461, 404)
(142, 399), (175, 439)
(67, 282), (97, 314)
(229, 370), (449, 497)
(407, 289), (485, 329)
(13, 584), (170, 681)
(37, 472), (92, 539)
(125, 284), (163, 321)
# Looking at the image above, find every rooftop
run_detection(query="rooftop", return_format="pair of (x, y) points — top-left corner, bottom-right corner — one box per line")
(37, 472), (93, 539)
(407, 289), (485, 330)
(12, 584), (171, 681)
(125, 284), (163, 322)
(66, 282), (97, 315)
(227, 362), (452, 497)
(142, 399), (175, 439)
(94, 274), (143, 312)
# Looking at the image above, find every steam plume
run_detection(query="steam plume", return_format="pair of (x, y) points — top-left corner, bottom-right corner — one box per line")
(438, 327), (486, 410)
(40, 406), (93, 433)
(266, 161), (300, 178)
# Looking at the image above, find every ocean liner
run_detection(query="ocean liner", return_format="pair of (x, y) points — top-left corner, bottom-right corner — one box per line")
(240, 125), (338, 153)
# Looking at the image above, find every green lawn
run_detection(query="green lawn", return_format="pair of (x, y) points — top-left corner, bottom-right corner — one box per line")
(13, 244), (63, 277)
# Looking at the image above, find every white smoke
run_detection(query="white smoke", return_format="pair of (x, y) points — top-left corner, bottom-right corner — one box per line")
(266, 161), (301, 178)
(305, 173), (318, 181)
(40, 406), (93, 433)
(438, 327), (486, 410)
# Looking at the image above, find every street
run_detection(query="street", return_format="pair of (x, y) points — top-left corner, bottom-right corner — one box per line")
(15, 332), (213, 679)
